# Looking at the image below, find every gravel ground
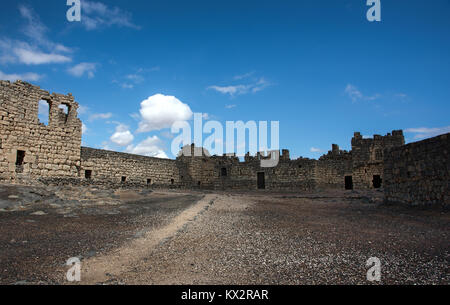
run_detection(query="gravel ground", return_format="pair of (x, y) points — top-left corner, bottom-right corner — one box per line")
(119, 191), (449, 285)
(0, 184), (448, 285)
(0, 184), (202, 284)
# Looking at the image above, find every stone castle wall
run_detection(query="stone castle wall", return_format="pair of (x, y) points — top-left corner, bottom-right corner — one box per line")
(0, 81), (82, 181)
(4, 80), (447, 208)
(384, 133), (449, 207)
(80, 147), (180, 188)
(351, 131), (405, 189)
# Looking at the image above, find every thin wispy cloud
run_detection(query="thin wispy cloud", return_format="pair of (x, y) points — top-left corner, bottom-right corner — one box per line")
(345, 84), (381, 102)
(233, 71), (255, 80)
(208, 76), (271, 97)
(89, 112), (113, 121)
(310, 147), (323, 153)
(15, 47), (71, 65)
(0, 5), (72, 66)
(404, 126), (450, 140)
(82, 123), (88, 134)
(0, 70), (43, 82)
(82, 1), (141, 31)
(114, 67), (159, 89)
(18, 5), (72, 53)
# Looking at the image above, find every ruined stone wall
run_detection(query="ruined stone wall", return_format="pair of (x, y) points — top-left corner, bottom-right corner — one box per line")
(80, 147), (180, 187)
(178, 148), (318, 191)
(315, 145), (353, 190)
(0, 80), (82, 181)
(351, 131), (404, 189)
(1, 81), (424, 194)
(384, 133), (449, 207)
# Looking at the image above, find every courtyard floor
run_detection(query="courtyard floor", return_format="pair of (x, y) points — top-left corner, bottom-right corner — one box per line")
(0, 184), (448, 284)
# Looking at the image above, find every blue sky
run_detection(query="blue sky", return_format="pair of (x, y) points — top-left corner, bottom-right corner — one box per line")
(1, 0), (449, 159)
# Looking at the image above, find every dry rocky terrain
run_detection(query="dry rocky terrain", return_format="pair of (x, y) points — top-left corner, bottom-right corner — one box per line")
(0, 183), (448, 285)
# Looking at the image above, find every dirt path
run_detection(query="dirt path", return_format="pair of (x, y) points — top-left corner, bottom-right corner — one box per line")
(80, 194), (217, 284)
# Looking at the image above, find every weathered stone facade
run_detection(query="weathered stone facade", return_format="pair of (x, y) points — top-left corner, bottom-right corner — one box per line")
(384, 133), (449, 207)
(1, 81), (447, 206)
(0, 81), (82, 181)
(80, 147), (181, 188)
(351, 131), (405, 189)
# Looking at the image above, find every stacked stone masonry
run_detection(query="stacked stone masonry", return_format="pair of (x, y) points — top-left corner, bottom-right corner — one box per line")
(0, 80), (82, 181)
(0, 81), (448, 206)
(384, 133), (449, 207)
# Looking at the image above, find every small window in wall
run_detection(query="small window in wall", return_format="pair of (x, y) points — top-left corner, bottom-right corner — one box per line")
(58, 104), (70, 123)
(38, 100), (50, 126)
(345, 176), (353, 190)
(373, 175), (382, 189)
(221, 167), (227, 176)
(121, 176), (127, 183)
(85, 170), (92, 179)
(147, 179), (151, 185)
(171, 179), (174, 185)
(16, 150), (25, 166)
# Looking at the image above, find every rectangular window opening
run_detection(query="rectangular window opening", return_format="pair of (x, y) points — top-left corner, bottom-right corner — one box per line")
(38, 100), (50, 126)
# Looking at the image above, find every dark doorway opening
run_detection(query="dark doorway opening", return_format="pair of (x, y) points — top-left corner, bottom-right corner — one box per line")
(147, 179), (151, 185)
(121, 176), (127, 183)
(16, 150), (25, 166)
(345, 176), (353, 190)
(85, 170), (92, 179)
(257, 172), (265, 190)
(221, 167), (227, 176)
(373, 175), (382, 188)
(171, 179), (174, 185)
(15, 150), (25, 173)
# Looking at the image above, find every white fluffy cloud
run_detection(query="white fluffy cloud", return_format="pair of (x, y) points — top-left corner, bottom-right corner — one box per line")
(126, 136), (168, 158)
(67, 63), (97, 78)
(0, 70), (43, 82)
(137, 94), (193, 132)
(310, 147), (323, 153)
(110, 124), (134, 146)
